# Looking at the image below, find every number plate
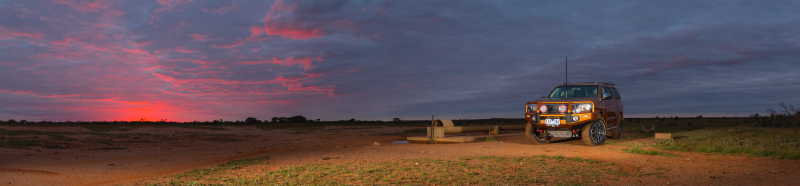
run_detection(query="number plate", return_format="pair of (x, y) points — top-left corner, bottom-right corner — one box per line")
(545, 119), (560, 127)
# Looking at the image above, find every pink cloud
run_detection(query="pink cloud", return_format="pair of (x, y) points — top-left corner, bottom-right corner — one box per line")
(11, 32), (45, 39)
(210, 37), (266, 49)
(275, 75), (335, 96)
(250, 25), (324, 40)
(50, 38), (76, 45)
(189, 34), (208, 41)
(174, 47), (196, 53)
(211, 5), (235, 14)
(212, 39), (247, 49)
(270, 0), (296, 11)
(53, 0), (111, 12)
(155, 0), (193, 12)
(250, 0), (325, 40)
(122, 48), (148, 55)
(236, 57), (321, 71)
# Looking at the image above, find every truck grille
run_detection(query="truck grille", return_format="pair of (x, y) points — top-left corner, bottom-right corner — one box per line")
(540, 116), (566, 120)
(542, 104), (567, 114)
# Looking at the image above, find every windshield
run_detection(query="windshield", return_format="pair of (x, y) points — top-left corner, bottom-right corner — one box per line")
(548, 85), (598, 99)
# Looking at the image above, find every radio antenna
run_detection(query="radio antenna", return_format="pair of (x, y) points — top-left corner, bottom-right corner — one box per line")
(565, 56), (568, 101)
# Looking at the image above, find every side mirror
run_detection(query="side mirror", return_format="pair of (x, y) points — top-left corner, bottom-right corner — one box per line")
(602, 93), (612, 100)
(541, 94), (547, 98)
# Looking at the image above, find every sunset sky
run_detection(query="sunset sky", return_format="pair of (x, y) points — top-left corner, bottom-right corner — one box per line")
(1, 0), (799, 122)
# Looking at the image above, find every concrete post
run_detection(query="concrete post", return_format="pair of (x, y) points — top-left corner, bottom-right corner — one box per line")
(430, 115), (435, 141)
(772, 114), (775, 128)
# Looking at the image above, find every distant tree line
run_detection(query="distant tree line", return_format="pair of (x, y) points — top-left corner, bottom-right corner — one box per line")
(0, 117), (526, 126)
(270, 116), (307, 123)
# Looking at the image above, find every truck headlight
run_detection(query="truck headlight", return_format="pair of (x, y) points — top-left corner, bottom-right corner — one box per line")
(527, 104), (536, 113)
(572, 103), (592, 113)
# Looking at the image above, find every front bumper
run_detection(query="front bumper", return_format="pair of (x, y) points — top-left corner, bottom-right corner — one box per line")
(524, 111), (599, 129)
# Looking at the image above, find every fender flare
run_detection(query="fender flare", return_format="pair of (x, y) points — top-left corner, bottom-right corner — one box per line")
(598, 108), (607, 123)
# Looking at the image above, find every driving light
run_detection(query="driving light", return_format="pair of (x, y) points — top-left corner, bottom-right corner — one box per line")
(572, 116), (579, 122)
(572, 103), (593, 114)
(558, 105), (567, 113)
(539, 105), (547, 113)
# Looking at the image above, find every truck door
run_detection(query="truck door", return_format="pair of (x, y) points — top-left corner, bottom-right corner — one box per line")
(611, 87), (623, 124)
(602, 87), (618, 125)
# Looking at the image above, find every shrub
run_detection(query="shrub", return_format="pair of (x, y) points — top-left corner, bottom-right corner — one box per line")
(245, 117), (259, 124)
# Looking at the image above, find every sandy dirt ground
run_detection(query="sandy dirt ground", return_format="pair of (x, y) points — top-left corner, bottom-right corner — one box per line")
(1, 125), (799, 185)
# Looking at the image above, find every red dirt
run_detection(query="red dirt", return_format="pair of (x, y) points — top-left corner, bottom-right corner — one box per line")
(1, 125), (799, 185)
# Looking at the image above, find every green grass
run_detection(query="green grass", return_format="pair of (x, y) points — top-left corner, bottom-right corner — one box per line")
(172, 156), (270, 180)
(219, 156), (271, 169)
(622, 143), (678, 157)
(156, 155), (624, 185)
(0, 138), (40, 149)
(0, 130), (79, 141)
(655, 128), (800, 159)
(380, 128), (427, 136)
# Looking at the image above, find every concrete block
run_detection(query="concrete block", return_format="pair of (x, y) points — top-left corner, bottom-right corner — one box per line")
(654, 133), (672, 140)
(425, 127), (445, 138)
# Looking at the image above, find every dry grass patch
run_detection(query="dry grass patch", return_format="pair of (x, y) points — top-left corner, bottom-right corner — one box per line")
(656, 128), (800, 159)
(150, 155), (625, 185)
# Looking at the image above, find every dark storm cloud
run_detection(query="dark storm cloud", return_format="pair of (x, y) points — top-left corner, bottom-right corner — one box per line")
(0, 0), (798, 121)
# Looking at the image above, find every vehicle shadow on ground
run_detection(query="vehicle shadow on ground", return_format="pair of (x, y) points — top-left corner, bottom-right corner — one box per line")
(548, 137), (582, 144)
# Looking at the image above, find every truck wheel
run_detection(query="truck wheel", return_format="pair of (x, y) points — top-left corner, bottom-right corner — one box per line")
(581, 119), (606, 146)
(610, 116), (622, 139)
(525, 122), (550, 145)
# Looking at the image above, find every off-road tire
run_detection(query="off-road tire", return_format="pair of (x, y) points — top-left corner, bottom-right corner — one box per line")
(610, 115), (622, 139)
(525, 122), (551, 145)
(581, 119), (607, 146)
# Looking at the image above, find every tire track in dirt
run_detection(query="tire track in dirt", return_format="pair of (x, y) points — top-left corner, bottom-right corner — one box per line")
(86, 140), (306, 186)
(0, 168), (58, 175)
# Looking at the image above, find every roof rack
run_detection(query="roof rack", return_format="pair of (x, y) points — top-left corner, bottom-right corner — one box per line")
(561, 82), (616, 86)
